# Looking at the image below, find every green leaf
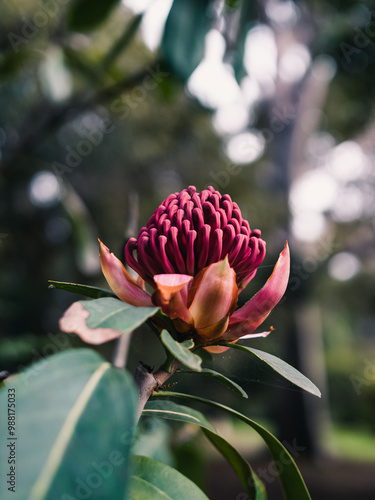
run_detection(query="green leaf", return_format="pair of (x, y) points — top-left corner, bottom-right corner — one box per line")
(181, 339), (195, 349)
(143, 400), (266, 499)
(129, 475), (172, 500)
(144, 400), (215, 431)
(48, 280), (117, 299)
(60, 298), (159, 344)
(202, 430), (267, 500)
(83, 298), (159, 332)
(153, 392), (312, 500)
(231, 0), (259, 82)
(161, 330), (202, 372)
(68, 0), (121, 32)
(0, 349), (137, 499)
(161, 0), (212, 80)
(220, 344), (321, 397)
(132, 418), (174, 465)
(178, 367), (248, 398)
(130, 455), (209, 500)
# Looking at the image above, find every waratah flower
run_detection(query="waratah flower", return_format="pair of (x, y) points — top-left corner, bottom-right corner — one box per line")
(99, 186), (290, 352)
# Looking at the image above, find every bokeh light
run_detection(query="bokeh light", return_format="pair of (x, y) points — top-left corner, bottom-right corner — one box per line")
(140, 0), (174, 51)
(328, 252), (361, 281)
(279, 43), (311, 83)
(225, 130), (265, 165)
(326, 141), (368, 182)
(188, 30), (243, 109)
(291, 211), (327, 242)
(265, 0), (299, 27)
(289, 170), (338, 213)
(244, 24), (277, 95)
(29, 172), (62, 208)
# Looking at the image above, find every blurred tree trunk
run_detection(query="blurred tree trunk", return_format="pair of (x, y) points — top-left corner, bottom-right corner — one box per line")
(270, 39), (333, 457)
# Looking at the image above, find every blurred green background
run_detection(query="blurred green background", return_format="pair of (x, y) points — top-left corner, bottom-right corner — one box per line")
(1, 0), (375, 498)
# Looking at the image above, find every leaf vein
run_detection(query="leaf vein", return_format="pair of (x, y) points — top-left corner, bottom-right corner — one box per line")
(29, 362), (111, 500)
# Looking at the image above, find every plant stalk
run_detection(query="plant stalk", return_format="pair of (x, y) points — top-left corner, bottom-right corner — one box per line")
(112, 333), (132, 368)
(133, 359), (179, 423)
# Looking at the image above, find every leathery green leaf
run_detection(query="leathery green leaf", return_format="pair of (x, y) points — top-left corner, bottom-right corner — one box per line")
(219, 344), (321, 397)
(0, 349), (137, 499)
(161, 330), (202, 371)
(129, 455), (209, 500)
(83, 298), (158, 333)
(177, 367), (248, 398)
(152, 391), (312, 500)
(143, 400), (266, 499)
(48, 280), (116, 299)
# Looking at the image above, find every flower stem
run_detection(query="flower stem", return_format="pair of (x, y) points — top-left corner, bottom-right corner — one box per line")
(133, 359), (179, 423)
(112, 333), (132, 368)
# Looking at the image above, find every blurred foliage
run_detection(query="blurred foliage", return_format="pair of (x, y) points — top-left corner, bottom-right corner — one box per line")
(68, 0), (122, 32)
(162, 0), (212, 80)
(310, 0), (375, 137)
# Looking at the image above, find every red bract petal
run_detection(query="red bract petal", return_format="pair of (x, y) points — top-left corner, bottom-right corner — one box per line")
(188, 256), (238, 331)
(153, 274), (193, 323)
(203, 337), (240, 353)
(99, 240), (153, 307)
(238, 330), (272, 340)
(203, 345), (230, 353)
(196, 315), (229, 341)
(203, 337), (242, 353)
(154, 273), (193, 295)
(224, 242), (290, 341)
(203, 331), (271, 353)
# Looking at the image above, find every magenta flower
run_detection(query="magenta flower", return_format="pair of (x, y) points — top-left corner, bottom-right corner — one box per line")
(100, 186), (290, 352)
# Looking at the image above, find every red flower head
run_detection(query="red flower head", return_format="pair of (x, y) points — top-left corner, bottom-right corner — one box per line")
(124, 186), (266, 291)
(99, 186), (290, 352)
